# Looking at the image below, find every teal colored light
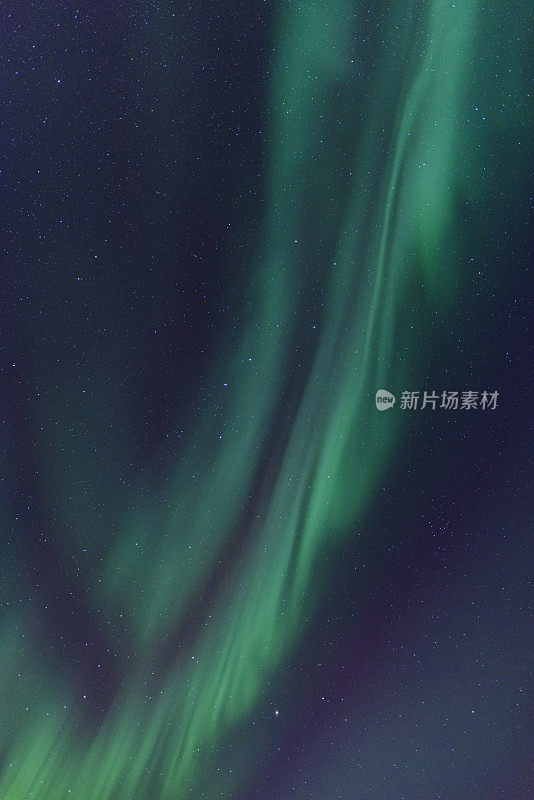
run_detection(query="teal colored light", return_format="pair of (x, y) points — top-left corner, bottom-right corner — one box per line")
(2, 1), (528, 797)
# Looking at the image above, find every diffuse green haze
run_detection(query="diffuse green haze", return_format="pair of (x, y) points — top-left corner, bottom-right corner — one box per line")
(2, 1), (485, 797)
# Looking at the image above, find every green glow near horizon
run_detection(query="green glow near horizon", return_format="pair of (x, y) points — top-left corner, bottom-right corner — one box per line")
(2, 1), (511, 796)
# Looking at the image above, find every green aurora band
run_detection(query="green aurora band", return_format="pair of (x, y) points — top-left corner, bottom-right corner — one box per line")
(1, 1), (529, 797)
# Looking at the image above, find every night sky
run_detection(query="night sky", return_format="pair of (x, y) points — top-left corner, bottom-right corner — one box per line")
(1, 2), (533, 799)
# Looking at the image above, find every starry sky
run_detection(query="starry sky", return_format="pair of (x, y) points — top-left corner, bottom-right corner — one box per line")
(1, 2), (533, 799)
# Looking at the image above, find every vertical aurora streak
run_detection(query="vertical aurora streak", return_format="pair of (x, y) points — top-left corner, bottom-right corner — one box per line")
(1, 1), (531, 798)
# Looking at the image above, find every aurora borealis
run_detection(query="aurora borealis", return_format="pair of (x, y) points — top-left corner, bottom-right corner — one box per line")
(1, 1), (532, 799)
